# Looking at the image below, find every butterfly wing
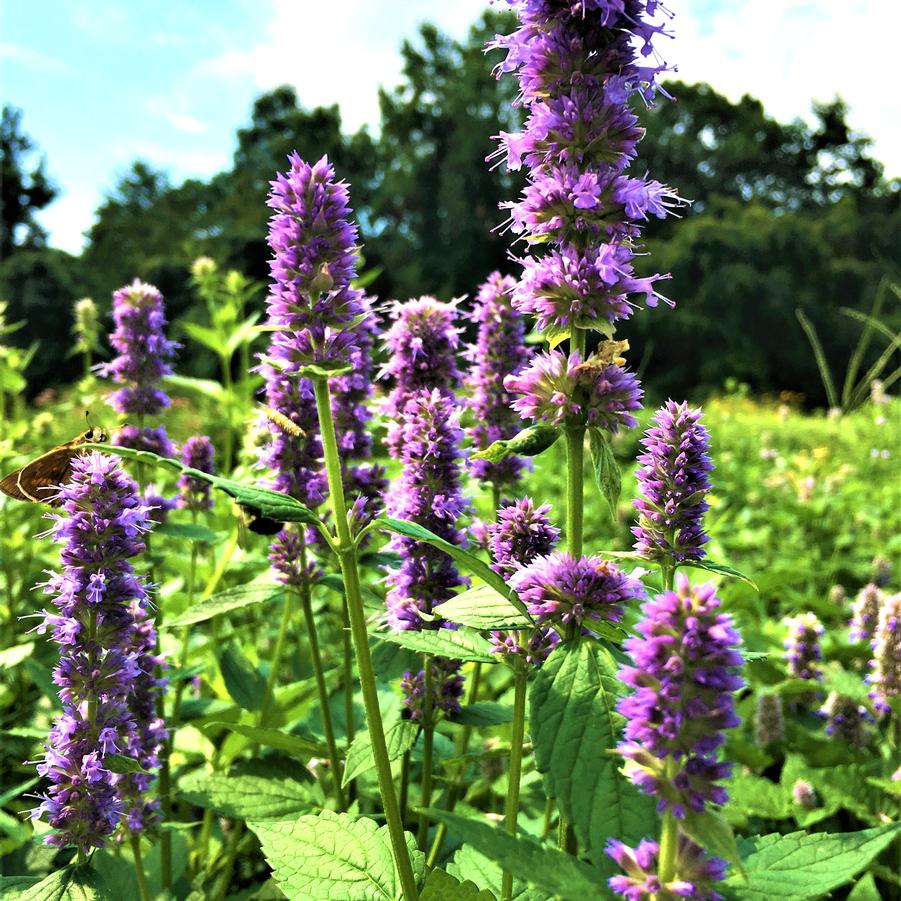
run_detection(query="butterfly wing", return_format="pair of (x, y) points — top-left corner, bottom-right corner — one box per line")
(0, 468), (32, 501)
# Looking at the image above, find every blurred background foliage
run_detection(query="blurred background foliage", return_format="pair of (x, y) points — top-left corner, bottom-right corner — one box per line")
(1, 11), (899, 404)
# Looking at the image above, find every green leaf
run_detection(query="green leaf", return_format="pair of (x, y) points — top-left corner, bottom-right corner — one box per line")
(300, 361), (354, 379)
(471, 425), (560, 464)
(249, 809), (424, 901)
(157, 521), (221, 544)
(180, 321), (226, 354)
(92, 445), (321, 526)
(167, 583), (283, 628)
(19, 866), (105, 901)
(433, 585), (531, 631)
(542, 323), (570, 349)
(422, 809), (610, 900)
(0, 808), (29, 843)
(681, 558), (758, 589)
(103, 754), (148, 775)
(0, 876), (41, 896)
(204, 722), (327, 759)
(680, 808), (744, 875)
(163, 373), (225, 399)
(847, 873), (881, 901)
(217, 642), (266, 711)
(724, 773), (790, 822)
(447, 845), (547, 901)
(375, 629), (497, 664)
(452, 702), (513, 727)
(376, 517), (529, 617)
(729, 823), (901, 900)
(344, 720), (419, 786)
(179, 758), (313, 819)
(224, 312), (262, 356)
(421, 869), (497, 900)
(530, 641), (653, 864)
(588, 428), (621, 517)
(370, 638), (420, 682)
(0, 642), (34, 669)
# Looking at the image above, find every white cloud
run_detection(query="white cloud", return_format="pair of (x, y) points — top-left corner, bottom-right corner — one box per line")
(674, 0), (901, 175)
(35, 187), (97, 255)
(0, 42), (71, 73)
(109, 139), (228, 176)
(144, 98), (207, 135)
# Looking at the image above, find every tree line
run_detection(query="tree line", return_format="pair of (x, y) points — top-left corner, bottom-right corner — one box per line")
(1, 11), (898, 404)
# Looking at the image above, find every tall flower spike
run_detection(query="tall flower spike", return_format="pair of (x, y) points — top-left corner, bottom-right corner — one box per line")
(850, 583), (883, 643)
(178, 435), (215, 512)
(616, 576), (744, 819)
(32, 453), (160, 852)
(819, 691), (874, 746)
(633, 401), (714, 564)
(784, 613), (824, 681)
(868, 591), (901, 715)
(486, 496), (560, 579)
(755, 693), (784, 747)
(467, 273), (531, 489)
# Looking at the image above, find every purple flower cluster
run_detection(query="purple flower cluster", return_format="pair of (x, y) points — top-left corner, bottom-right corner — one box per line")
(466, 273), (530, 488)
(868, 591), (900, 715)
(850, 583), (882, 643)
(819, 692), (873, 746)
(506, 350), (642, 432)
(783, 613), (824, 681)
(607, 835), (727, 901)
(616, 576), (743, 819)
(385, 389), (468, 631)
(511, 551), (643, 631)
(32, 453), (164, 852)
(102, 280), (177, 418)
(633, 401), (714, 563)
(268, 527), (322, 590)
(178, 435), (215, 511)
(400, 658), (465, 722)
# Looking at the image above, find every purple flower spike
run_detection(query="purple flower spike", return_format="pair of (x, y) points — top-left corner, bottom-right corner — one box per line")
(633, 401), (714, 564)
(868, 591), (901, 715)
(178, 435), (215, 511)
(385, 388), (468, 631)
(112, 425), (175, 459)
(32, 452), (163, 852)
(401, 658), (465, 722)
(486, 496), (560, 578)
(819, 691), (874, 746)
(467, 273), (531, 488)
(506, 350), (642, 431)
(511, 551), (644, 631)
(102, 280), (177, 417)
(616, 576), (743, 820)
(783, 613), (824, 681)
(850, 583), (882, 643)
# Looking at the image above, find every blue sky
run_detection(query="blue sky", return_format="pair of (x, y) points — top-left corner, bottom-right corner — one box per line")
(3, 0), (898, 255)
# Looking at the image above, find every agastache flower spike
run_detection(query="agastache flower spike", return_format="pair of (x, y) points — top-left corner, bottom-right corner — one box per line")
(784, 613), (824, 681)
(850, 583), (882, 643)
(32, 452), (161, 852)
(178, 435), (215, 511)
(467, 273), (531, 489)
(633, 401), (714, 564)
(616, 576), (744, 819)
(868, 591), (901, 715)
(755, 693), (784, 747)
(819, 692), (874, 746)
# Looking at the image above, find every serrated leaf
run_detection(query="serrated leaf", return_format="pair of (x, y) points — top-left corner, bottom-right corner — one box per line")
(250, 809), (424, 901)
(423, 809), (608, 899)
(92, 445), (320, 526)
(681, 558), (757, 589)
(434, 585), (532, 631)
(217, 642), (266, 711)
(167, 583), (282, 628)
(375, 629), (496, 664)
(376, 517), (529, 618)
(421, 869), (497, 900)
(343, 720), (419, 786)
(728, 823), (901, 900)
(179, 758), (313, 819)
(530, 641), (654, 864)
(0, 642), (34, 669)
(588, 428), (621, 518)
(681, 808), (744, 875)
(205, 722), (327, 758)
(104, 754), (148, 775)
(452, 702), (513, 727)
(157, 521), (221, 544)
(0, 876), (41, 896)
(18, 866), (105, 901)
(724, 773), (789, 822)
(370, 637), (421, 682)
(447, 845), (547, 901)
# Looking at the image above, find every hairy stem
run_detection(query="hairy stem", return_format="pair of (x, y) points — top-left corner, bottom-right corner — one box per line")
(417, 655), (435, 851)
(130, 836), (152, 901)
(501, 664), (528, 901)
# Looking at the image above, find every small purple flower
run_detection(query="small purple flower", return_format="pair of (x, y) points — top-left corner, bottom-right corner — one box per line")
(819, 691), (874, 746)
(506, 350), (642, 431)
(401, 658), (465, 722)
(178, 435), (215, 511)
(510, 551), (644, 631)
(755, 693), (784, 747)
(871, 555), (892, 588)
(102, 280), (177, 417)
(467, 273), (530, 488)
(113, 425), (175, 459)
(633, 401), (714, 564)
(850, 583), (883, 643)
(868, 591), (901, 715)
(268, 527), (322, 590)
(792, 779), (818, 810)
(490, 625), (560, 668)
(607, 835), (727, 901)
(616, 576), (743, 819)
(32, 453), (162, 852)
(486, 496), (560, 578)
(783, 613), (824, 681)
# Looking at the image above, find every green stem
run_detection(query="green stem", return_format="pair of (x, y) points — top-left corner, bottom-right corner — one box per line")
(260, 588), (293, 726)
(400, 750), (411, 826)
(172, 538), (199, 724)
(219, 352), (235, 475)
(657, 805), (678, 886)
(501, 664), (528, 901)
(541, 795), (555, 841)
(417, 656), (435, 851)
(313, 375), (419, 901)
(130, 836), (152, 901)
(298, 546), (346, 809)
(342, 598), (355, 745)
(564, 428), (585, 560)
